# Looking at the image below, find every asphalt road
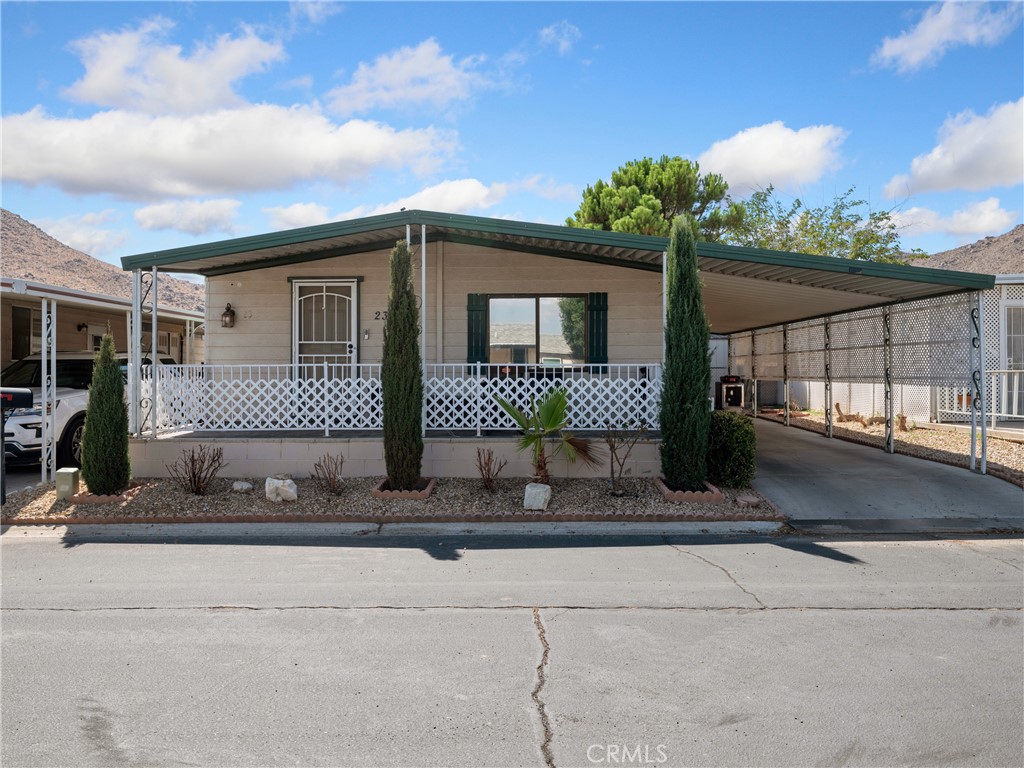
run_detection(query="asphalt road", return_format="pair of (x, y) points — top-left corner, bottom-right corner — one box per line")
(2, 526), (1022, 768)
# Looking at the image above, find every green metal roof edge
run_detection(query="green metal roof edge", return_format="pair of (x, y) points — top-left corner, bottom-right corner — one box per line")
(693, 241), (995, 291)
(120, 208), (996, 292)
(120, 209), (665, 271)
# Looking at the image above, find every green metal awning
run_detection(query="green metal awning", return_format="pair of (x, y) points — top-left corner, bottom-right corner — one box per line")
(121, 210), (995, 334)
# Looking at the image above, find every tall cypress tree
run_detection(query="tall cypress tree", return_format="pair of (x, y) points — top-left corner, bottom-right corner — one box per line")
(80, 333), (131, 495)
(659, 216), (711, 491)
(381, 239), (424, 490)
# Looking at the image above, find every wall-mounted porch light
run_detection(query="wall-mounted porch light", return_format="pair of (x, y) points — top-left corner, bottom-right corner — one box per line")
(76, 323), (88, 332)
(221, 303), (236, 328)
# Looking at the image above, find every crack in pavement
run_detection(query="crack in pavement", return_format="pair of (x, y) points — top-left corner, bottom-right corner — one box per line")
(665, 542), (768, 609)
(532, 607), (555, 768)
(4, 605), (1022, 612)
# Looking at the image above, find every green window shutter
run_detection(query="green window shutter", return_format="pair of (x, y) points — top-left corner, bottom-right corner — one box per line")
(467, 293), (488, 363)
(586, 292), (608, 364)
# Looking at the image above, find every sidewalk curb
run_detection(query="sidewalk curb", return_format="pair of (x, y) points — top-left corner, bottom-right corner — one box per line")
(787, 518), (1024, 535)
(1, 520), (786, 539)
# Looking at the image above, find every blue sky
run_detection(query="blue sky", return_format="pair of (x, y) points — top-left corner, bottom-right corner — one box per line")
(2, 1), (1022, 271)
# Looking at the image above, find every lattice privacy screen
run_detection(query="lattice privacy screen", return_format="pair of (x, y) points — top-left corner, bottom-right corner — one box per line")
(729, 293), (977, 386)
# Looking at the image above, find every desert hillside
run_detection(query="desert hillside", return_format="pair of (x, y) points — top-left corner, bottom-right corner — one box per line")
(920, 225), (1023, 275)
(0, 209), (205, 312)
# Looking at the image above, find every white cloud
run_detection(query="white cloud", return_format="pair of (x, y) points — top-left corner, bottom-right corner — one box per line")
(539, 21), (582, 55)
(263, 202), (332, 230)
(36, 210), (128, 256)
(327, 39), (490, 116)
(135, 199), (241, 235)
(884, 98), (1023, 198)
(893, 198), (1017, 238)
(337, 178), (509, 219)
(289, 1), (343, 27)
(63, 17), (285, 114)
(517, 174), (578, 201)
(697, 121), (847, 192)
(872, 2), (1023, 73)
(2, 105), (457, 200)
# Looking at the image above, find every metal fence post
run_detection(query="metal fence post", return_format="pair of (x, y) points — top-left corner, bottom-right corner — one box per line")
(824, 317), (833, 438)
(475, 362), (482, 437)
(884, 306), (894, 454)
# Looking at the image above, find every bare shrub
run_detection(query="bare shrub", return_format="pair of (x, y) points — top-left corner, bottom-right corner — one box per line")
(312, 453), (346, 495)
(604, 420), (649, 495)
(166, 445), (225, 495)
(475, 448), (508, 494)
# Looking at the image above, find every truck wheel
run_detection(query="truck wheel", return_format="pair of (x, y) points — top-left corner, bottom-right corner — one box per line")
(57, 415), (85, 469)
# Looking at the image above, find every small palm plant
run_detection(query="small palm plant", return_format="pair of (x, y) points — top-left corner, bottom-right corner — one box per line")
(495, 387), (601, 484)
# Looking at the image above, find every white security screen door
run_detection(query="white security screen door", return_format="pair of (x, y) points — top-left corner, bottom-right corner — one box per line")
(293, 280), (359, 372)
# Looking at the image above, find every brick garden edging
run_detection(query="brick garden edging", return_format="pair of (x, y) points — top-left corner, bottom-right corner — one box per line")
(653, 478), (725, 504)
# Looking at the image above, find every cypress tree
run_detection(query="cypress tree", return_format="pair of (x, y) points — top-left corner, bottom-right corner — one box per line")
(659, 216), (712, 491)
(381, 239), (424, 490)
(80, 333), (131, 495)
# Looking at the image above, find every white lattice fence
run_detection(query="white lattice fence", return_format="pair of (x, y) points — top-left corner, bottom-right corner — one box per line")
(426, 364), (661, 431)
(146, 365), (383, 432)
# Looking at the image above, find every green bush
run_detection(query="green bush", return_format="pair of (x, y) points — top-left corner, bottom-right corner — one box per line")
(381, 239), (423, 491)
(706, 410), (756, 488)
(80, 333), (131, 495)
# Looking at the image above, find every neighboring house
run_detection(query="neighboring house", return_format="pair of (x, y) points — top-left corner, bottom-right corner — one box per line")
(0, 278), (204, 369)
(117, 210), (994, 478)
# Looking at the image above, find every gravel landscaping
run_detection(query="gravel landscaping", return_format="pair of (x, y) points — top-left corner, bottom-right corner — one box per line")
(0, 476), (783, 525)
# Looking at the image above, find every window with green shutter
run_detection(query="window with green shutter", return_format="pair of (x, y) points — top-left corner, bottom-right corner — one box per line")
(466, 293), (607, 365)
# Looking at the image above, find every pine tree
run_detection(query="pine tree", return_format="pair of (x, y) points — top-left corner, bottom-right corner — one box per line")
(381, 239), (424, 490)
(80, 333), (130, 495)
(659, 217), (711, 491)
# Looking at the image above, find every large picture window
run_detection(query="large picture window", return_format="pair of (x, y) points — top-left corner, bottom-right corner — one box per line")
(488, 296), (585, 365)
(467, 293), (607, 366)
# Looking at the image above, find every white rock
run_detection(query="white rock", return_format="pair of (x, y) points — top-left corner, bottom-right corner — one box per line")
(232, 481), (254, 493)
(265, 477), (298, 503)
(523, 483), (552, 511)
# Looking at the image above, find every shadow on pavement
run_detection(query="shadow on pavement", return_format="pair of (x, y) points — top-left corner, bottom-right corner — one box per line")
(44, 526), (1021, 563)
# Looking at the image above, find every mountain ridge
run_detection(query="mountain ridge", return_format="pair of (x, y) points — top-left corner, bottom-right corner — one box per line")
(0, 209), (205, 312)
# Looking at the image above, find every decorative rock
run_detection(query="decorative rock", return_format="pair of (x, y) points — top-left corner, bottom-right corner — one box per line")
(736, 494), (762, 508)
(272, 473), (293, 481)
(265, 477), (298, 503)
(232, 481), (254, 493)
(523, 483), (552, 511)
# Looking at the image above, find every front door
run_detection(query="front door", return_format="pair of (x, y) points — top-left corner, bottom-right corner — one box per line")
(292, 280), (359, 375)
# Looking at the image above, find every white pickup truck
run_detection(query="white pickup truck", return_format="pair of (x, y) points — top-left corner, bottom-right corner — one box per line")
(1, 351), (174, 468)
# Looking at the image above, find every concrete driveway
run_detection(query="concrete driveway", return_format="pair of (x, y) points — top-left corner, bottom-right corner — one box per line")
(752, 419), (1023, 525)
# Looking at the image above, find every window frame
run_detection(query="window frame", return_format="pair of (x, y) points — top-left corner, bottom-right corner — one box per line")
(485, 293), (588, 366)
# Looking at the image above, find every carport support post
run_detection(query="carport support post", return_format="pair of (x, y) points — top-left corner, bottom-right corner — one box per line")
(824, 317), (833, 438)
(969, 292), (988, 473)
(40, 299), (56, 483)
(150, 266), (159, 436)
(884, 306), (894, 454)
(750, 331), (757, 417)
(130, 269), (142, 436)
(783, 324), (790, 427)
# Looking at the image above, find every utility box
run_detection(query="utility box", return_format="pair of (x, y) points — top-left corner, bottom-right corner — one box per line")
(56, 468), (80, 500)
(715, 376), (744, 409)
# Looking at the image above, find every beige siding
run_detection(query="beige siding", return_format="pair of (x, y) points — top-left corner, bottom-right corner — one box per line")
(203, 242), (662, 365)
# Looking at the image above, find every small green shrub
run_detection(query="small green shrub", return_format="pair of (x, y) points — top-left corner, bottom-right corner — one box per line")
(706, 411), (756, 489)
(80, 333), (130, 495)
